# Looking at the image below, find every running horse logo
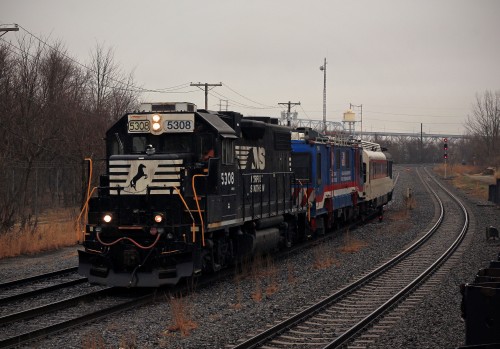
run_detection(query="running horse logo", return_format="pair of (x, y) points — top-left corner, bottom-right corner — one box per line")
(130, 164), (148, 190)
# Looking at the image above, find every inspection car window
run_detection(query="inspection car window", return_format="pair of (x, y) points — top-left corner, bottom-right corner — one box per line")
(291, 153), (311, 182)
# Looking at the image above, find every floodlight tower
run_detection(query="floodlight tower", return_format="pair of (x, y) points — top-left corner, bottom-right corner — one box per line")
(319, 58), (327, 133)
(0, 24), (19, 38)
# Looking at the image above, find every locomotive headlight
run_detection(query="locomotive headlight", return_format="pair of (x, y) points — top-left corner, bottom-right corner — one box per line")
(152, 114), (162, 131)
(103, 214), (112, 223)
(154, 213), (164, 223)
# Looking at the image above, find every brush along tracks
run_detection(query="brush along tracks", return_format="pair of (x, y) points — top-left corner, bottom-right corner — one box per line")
(231, 167), (469, 349)
(0, 269), (155, 349)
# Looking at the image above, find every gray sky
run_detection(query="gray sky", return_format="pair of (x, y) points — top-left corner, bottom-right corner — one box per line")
(2, 0), (500, 135)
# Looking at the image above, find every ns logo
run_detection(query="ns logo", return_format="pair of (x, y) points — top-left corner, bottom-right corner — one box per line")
(236, 146), (266, 170)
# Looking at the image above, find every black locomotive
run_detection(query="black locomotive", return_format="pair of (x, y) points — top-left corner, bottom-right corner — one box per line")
(78, 102), (305, 287)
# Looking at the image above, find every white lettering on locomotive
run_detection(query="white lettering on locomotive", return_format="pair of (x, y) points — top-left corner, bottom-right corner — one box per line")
(235, 146), (266, 170)
(221, 172), (235, 186)
(249, 174), (265, 193)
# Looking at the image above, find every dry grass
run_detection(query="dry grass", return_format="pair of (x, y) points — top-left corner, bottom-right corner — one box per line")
(404, 195), (417, 211)
(81, 334), (106, 349)
(230, 271), (244, 310)
(250, 254), (264, 302)
(81, 330), (137, 348)
(433, 164), (491, 200)
(251, 279), (263, 302)
(286, 259), (296, 284)
(313, 244), (338, 269)
(0, 208), (78, 259)
(339, 231), (368, 254)
(118, 334), (137, 349)
(389, 208), (410, 221)
(264, 255), (279, 297)
(247, 253), (281, 302)
(165, 295), (198, 337)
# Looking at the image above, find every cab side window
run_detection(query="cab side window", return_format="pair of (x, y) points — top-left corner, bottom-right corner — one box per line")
(200, 134), (214, 161)
(222, 139), (234, 164)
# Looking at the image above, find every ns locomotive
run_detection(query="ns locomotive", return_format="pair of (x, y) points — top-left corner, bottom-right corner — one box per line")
(78, 102), (393, 287)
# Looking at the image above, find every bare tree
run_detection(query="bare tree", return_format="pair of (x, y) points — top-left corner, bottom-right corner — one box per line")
(0, 35), (140, 233)
(466, 90), (500, 165)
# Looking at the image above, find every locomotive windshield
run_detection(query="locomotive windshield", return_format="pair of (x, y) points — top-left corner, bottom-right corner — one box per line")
(133, 134), (193, 154)
(110, 133), (194, 155)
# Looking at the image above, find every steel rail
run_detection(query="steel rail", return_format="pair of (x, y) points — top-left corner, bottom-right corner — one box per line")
(0, 290), (154, 349)
(0, 287), (113, 325)
(232, 168), (445, 349)
(0, 278), (87, 305)
(0, 267), (78, 289)
(322, 167), (469, 347)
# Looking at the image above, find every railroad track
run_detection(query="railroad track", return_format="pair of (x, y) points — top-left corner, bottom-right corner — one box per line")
(0, 267), (85, 305)
(0, 284), (155, 349)
(0, 267), (162, 348)
(0, 259), (240, 348)
(231, 167), (469, 349)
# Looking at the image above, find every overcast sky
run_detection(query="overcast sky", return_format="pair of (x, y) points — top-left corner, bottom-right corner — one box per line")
(2, 0), (500, 135)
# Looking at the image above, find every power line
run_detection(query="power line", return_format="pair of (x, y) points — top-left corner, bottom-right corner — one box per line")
(222, 83), (276, 108)
(190, 82), (222, 109)
(9, 24), (200, 95)
(208, 90), (278, 111)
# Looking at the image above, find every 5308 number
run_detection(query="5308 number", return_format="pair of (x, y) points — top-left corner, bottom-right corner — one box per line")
(165, 120), (193, 131)
(128, 120), (150, 132)
(221, 172), (235, 186)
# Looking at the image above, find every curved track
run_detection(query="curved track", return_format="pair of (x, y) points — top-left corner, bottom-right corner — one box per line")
(231, 167), (469, 349)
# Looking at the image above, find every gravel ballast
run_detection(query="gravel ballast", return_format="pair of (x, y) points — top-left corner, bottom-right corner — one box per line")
(0, 164), (498, 349)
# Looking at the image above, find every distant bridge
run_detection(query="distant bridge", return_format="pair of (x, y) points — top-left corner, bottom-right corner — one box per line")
(360, 131), (466, 142)
(279, 118), (466, 142)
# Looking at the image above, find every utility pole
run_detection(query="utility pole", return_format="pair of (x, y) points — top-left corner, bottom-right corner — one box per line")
(350, 103), (363, 138)
(420, 123), (423, 163)
(190, 82), (222, 110)
(278, 101), (301, 126)
(319, 58), (327, 133)
(0, 24), (19, 38)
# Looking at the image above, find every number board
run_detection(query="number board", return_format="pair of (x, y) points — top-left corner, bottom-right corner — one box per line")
(128, 119), (151, 133)
(162, 114), (195, 133)
(127, 114), (195, 134)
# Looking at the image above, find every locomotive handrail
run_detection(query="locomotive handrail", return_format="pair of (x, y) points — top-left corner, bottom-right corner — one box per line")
(75, 158), (96, 242)
(296, 179), (312, 222)
(172, 186), (197, 243)
(241, 171), (296, 221)
(192, 173), (207, 247)
(75, 186), (97, 242)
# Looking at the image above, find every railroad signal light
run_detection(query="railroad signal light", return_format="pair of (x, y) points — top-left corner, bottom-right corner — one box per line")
(443, 138), (448, 160)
